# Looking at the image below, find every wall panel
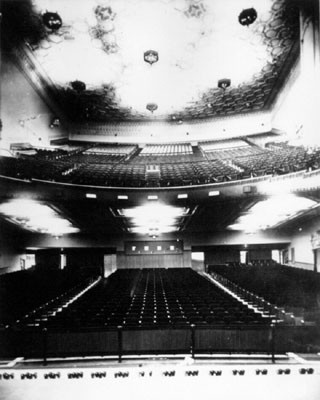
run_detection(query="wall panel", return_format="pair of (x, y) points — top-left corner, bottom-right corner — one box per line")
(204, 248), (239, 265)
(117, 252), (191, 269)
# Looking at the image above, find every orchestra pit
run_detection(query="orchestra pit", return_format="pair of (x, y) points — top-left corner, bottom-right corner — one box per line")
(1, 0), (320, 399)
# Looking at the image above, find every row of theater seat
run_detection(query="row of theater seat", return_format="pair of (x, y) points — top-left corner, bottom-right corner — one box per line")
(0, 268), (94, 327)
(233, 145), (320, 175)
(204, 145), (263, 160)
(16, 268), (271, 330)
(208, 263), (320, 314)
(66, 153), (128, 164)
(139, 144), (193, 156)
(85, 145), (136, 155)
(1, 143), (320, 187)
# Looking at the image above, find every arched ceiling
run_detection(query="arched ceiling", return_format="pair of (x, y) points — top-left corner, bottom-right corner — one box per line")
(3, 0), (300, 123)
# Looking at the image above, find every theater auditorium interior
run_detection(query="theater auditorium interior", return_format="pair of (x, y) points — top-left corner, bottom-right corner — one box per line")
(0, 0), (320, 399)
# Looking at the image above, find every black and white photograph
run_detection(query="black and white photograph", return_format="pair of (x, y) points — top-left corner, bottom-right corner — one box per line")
(0, 0), (320, 399)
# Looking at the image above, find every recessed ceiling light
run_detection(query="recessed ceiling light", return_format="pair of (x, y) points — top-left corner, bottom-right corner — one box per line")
(209, 191), (220, 197)
(0, 199), (79, 236)
(148, 195), (158, 200)
(86, 193), (97, 199)
(228, 195), (317, 232)
(121, 204), (187, 234)
(117, 195), (128, 200)
(177, 194), (188, 199)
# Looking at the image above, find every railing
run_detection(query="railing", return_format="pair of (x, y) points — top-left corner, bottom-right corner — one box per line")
(2, 322), (319, 364)
(0, 323), (276, 364)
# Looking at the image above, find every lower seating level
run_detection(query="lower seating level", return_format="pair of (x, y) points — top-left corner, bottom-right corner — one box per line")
(0, 268), (98, 327)
(1, 267), (319, 358)
(15, 268), (270, 330)
(208, 263), (320, 320)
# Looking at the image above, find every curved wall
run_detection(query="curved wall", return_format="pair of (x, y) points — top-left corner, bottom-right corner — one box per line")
(69, 112), (271, 144)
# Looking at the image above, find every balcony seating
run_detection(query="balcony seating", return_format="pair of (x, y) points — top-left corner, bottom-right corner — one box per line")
(84, 145), (136, 155)
(200, 139), (249, 152)
(139, 144), (193, 156)
(135, 145), (204, 163)
(1, 142), (319, 187)
(205, 146), (263, 160)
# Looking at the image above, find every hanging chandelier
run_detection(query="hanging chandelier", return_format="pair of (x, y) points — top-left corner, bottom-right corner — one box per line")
(146, 103), (158, 113)
(71, 80), (86, 92)
(218, 79), (231, 90)
(42, 12), (62, 31)
(238, 8), (258, 26)
(144, 50), (159, 65)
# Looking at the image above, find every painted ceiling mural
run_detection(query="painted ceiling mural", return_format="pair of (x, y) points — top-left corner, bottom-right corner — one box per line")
(3, 0), (299, 122)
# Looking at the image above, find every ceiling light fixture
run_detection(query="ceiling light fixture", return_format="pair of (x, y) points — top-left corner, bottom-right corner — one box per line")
(120, 204), (188, 234)
(71, 80), (86, 92)
(86, 193), (97, 199)
(42, 12), (62, 31)
(143, 50), (159, 65)
(0, 199), (79, 236)
(228, 195), (317, 232)
(146, 103), (158, 113)
(238, 8), (258, 27)
(218, 78), (231, 90)
(208, 191), (220, 197)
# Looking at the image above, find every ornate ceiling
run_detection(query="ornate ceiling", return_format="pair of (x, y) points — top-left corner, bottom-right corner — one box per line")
(3, 0), (300, 122)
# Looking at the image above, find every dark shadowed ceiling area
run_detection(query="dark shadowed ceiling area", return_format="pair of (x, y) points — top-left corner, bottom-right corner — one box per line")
(1, 174), (320, 239)
(2, 0), (300, 122)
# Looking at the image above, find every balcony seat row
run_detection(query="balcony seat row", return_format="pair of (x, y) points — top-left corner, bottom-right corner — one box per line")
(1, 143), (319, 187)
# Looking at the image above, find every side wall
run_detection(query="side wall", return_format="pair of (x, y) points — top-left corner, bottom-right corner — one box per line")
(0, 222), (26, 275)
(204, 248), (240, 265)
(0, 247), (22, 275)
(69, 112), (271, 144)
(0, 53), (67, 149)
(287, 216), (320, 271)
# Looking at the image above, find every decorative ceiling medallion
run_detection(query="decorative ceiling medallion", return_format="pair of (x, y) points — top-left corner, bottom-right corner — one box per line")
(146, 103), (158, 113)
(94, 6), (116, 21)
(185, 2), (206, 18)
(71, 80), (86, 92)
(144, 50), (159, 65)
(238, 8), (258, 26)
(218, 78), (231, 90)
(42, 12), (62, 31)
(102, 40), (118, 55)
(91, 5), (118, 54)
(90, 25), (118, 54)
